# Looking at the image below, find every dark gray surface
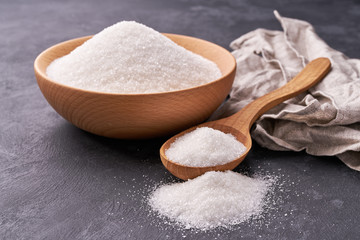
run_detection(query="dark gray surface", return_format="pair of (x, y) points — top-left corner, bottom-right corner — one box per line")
(1, 0), (359, 239)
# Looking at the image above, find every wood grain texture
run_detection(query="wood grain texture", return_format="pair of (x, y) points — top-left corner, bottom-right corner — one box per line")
(161, 58), (332, 180)
(34, 34), (236, 139)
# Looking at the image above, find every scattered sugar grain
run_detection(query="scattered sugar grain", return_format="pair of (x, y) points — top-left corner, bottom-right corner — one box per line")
(148, 171), (273, 230)
(46, 21), (221, 93)
(165, 127), (246, 167)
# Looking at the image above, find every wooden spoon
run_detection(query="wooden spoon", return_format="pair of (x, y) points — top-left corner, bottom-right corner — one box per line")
(160, 57), (331, 180)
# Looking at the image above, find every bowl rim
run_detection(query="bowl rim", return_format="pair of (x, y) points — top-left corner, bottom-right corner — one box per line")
(34, 33), (236, 97)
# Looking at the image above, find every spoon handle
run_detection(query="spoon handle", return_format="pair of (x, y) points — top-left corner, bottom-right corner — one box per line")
(222, 57), (331, 132)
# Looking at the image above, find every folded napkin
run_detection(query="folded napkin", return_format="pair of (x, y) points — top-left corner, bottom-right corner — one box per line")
(213, 11), (360, 171)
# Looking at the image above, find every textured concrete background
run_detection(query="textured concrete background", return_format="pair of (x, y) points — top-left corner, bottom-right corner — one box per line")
(1, 0), (359, 239)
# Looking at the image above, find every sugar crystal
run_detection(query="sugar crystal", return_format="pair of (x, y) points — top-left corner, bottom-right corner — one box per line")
(46, 21), (221, 93)
(165, 127), (246, 167)
(148, 171), (272, 230)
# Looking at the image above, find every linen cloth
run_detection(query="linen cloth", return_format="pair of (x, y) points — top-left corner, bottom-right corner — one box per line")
(213, 11), (360, 171)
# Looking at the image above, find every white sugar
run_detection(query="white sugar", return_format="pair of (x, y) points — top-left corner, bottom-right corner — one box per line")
(46, 21), (221, 93)
(165, 127), (246, 167)
(148, 171), (272, 230)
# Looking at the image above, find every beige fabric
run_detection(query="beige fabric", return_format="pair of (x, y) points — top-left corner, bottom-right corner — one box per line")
(213, 11), (360, 171)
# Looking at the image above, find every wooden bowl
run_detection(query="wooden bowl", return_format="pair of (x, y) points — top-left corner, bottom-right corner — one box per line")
(34, 34), (236, 139)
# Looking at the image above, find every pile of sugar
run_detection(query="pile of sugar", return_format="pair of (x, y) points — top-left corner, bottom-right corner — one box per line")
(46, 21), (222, 93)
(165, 127), (247, 167)
(148, 171), (272, 230)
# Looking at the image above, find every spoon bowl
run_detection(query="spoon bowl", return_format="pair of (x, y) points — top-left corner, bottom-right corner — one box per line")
(160, 58), (332, 180)
(160, 122), (251, 179)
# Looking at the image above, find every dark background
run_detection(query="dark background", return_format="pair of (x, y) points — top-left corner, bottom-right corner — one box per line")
(1, 0), (359, 239)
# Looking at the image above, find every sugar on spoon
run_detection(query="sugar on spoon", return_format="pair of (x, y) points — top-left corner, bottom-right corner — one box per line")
(160, 57), (331, 180)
